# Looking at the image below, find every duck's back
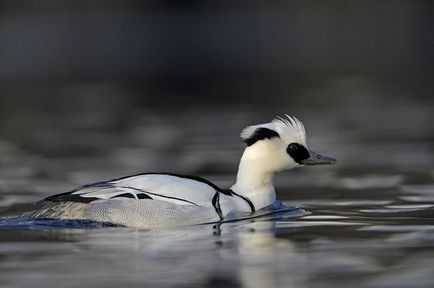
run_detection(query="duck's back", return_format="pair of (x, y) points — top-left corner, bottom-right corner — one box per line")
(28, 173), (226, 228)
(47, 173), (221, 206)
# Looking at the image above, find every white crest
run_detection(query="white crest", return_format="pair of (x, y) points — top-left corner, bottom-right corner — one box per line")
(241, 114), (307, 145)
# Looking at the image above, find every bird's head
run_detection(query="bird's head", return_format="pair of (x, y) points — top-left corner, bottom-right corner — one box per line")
(240, 115), (336, 173)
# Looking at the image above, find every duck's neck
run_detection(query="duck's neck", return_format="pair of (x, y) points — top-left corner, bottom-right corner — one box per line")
(230, 148), (277, 210)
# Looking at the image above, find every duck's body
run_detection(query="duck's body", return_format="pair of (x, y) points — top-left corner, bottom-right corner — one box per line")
(29, 173), (256, 228)
(28, 115), (336, 228)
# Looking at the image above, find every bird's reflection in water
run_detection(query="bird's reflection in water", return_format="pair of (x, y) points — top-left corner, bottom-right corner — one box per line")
(0, 217), (299, 287)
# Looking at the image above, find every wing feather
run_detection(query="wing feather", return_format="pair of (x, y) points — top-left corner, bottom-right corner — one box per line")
(45, 173), (221, 207)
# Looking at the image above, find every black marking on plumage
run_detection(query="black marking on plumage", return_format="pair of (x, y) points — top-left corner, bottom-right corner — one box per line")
(212, 192), (224, 220)
(68, 182), (114, 194)
(286, 143), (310, 164)
(111, 193), (153, 200)
(136, 193), (153, 199)
(230, 189), (255, 213)
(113, 172), (231, 195)
(222, 189), (233, 196)
(45, 182), (154, 203)
(111, 193), (135, 199)
(44, 172), (227, 205)
(44, 193), (99, 203)
(244, 127), (280, 146)
(121, 186), (199, 206)
(44, 182), (113, 203)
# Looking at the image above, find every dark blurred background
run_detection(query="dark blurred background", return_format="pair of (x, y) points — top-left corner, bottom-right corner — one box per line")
(0, 0), (433, 198)
(1, 0), (433, 101)
(1, 3), (434, 287)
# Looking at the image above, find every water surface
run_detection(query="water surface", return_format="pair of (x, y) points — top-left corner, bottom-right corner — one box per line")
(0, 83), (433, 288)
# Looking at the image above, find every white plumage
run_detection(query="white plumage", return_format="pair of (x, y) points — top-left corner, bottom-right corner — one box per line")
(241, 114), (306, 144)
(28, 115), (336, 228)
(74, 174), (217, 207)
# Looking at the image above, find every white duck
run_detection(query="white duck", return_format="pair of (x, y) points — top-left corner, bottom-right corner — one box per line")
(29, 115), (336, 228)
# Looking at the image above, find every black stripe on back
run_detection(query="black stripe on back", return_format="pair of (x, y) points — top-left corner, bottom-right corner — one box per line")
(122, 186), (199, 206)
(44, 172), (227, 204)
(44, 193), (99, 203)
(112, 193), (153, 200)
(45, 183), (115, 203)
(45, 182), (154, 203)
(113, 172), (232, 196)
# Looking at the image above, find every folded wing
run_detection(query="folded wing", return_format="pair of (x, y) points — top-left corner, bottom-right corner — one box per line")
(45, 173), (221, 208)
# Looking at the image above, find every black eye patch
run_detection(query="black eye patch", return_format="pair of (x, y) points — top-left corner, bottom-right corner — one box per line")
(286, 143), (310, 164)
(244, 128), (280, 146)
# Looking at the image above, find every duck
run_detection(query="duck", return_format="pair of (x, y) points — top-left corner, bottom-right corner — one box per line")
(28, 115), (336, 228)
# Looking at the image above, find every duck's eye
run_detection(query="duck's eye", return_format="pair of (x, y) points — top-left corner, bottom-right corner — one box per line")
(286, 143), (310, 164)
(287, 143), (299, 152)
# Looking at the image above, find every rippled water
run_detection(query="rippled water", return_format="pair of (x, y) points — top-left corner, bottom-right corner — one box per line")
(0, 80), (433, 287)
